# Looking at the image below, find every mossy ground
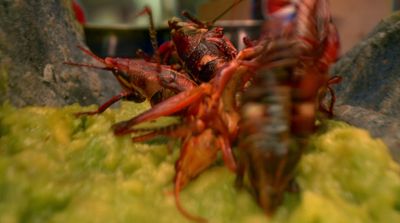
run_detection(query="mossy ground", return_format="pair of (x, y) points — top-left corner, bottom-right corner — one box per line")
(0, 102), (399, 223)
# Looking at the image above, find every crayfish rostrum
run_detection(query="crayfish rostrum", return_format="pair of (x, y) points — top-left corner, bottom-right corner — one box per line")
(71, 0), (341, 221)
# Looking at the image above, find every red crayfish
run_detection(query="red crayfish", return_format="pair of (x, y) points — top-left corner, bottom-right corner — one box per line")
(67, 2), (245, 220)
(65, 46), (197, 115)
(66, 0), (243, 116)
(111, 0), (341, 221)
(236, 0), (341, 214)
(69, 0), (341, 221)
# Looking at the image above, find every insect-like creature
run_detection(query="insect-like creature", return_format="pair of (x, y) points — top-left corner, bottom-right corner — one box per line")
(236, 0), (340, 214)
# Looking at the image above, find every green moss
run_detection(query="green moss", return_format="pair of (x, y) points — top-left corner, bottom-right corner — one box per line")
(0, 102), (399, 223)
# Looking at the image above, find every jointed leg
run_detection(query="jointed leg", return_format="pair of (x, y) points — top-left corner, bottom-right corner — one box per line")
(75, 91), (140, 117)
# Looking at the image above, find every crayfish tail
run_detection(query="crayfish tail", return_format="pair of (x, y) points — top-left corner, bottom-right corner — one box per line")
(174, 172), (208, 223)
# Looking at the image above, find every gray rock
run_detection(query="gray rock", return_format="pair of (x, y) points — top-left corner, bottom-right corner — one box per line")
(0, 0), (121, 107)
(332, 12), (400, 162)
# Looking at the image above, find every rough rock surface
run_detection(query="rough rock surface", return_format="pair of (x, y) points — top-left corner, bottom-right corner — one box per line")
(0, 0), (121, 107)
(332, 12), (400, 162)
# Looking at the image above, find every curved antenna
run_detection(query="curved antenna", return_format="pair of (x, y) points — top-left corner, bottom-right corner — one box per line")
(64, 61), (112, 71)
(211, 0), (244, 24)
(76, 45), (106, 64)
(181, 0), (244, 28)
(136, 6), (161, 68)
(181, 10), (207, 28)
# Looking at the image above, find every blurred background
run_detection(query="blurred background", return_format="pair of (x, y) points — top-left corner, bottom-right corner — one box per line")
(76, 0), (395, 57)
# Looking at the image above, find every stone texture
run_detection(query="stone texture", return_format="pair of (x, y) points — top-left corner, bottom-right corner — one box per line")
(332, 12), (400, 162)
(0, 0), (121, 107)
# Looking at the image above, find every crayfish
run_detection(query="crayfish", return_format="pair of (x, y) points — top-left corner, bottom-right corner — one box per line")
(69, 0), (341, 221)
(236, 0), (341, 215)
(66, 0), (244, 116)
(67, 1), (245, 220)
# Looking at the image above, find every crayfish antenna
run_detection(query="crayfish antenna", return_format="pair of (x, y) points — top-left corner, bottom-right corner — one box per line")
(135, 6), (161, 71)
(181, 0), (244, 28)
(181, 11), (207, 28)
(64, 46), (112, 70)
(210, 0), (244, 25)
(76, 45), (107, 64)
(63, 61), (111, 71)
(174, 172), (208, 223)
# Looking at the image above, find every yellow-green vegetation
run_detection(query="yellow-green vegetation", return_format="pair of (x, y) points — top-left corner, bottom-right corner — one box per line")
(0, 102), (399, 223)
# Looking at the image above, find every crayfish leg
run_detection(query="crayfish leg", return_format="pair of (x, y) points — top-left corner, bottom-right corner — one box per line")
(217, 136), (237, 172)
(113, 84), (211, 135)
(317, 75), (342, 117)
(130, 124), (194, 142)
(172, 129), (222, 222)
(174, 172), (207, 223)
(74, 91), (144, 117)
